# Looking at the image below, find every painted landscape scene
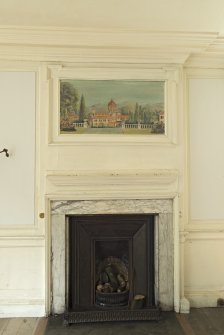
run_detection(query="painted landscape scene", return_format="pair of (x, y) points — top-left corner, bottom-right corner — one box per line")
(60, 80), (165, 135)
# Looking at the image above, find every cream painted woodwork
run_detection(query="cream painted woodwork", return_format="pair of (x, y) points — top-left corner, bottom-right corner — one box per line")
(0, 72), (35, 226)
(184, 69), (224, 307)
(185, 239), (224, 307)
(0, 27), (222, 66)
(0, 71), (46, 317)
(0, 239), (45, 317)
(0, 17), (224, 317)
(189, 77), (224, 220)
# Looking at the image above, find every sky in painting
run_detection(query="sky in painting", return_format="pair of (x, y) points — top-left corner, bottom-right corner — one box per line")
(61, 80), (164, 106)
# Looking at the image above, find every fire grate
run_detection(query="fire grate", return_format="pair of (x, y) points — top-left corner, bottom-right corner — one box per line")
(64, 308), (161, 325)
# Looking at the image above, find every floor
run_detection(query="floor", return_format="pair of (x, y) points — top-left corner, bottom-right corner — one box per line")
(44, 308), (224, 335)
(0, 317), (48, 335)
(0, 309), (223, 335)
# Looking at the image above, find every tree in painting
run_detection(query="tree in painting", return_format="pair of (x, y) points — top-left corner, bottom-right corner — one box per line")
(60, 82), (79, 130)
(79, 94), (86, 122)
(60, 79), (165, 134)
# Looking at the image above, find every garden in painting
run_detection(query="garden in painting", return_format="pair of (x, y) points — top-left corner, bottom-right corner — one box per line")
(60, 80), (165, 135)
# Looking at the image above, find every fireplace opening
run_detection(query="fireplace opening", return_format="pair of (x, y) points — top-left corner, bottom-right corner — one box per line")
(95, 240), (129, 307)
(65, 214), (161, 323)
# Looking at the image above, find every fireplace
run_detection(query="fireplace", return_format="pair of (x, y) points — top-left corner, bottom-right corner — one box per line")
(51, 198), (176, 322)
(68, 214), (155, 315)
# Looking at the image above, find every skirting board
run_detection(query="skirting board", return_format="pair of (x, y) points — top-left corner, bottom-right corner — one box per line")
(0, 301), (45, 317)
(185, 290), (224, 308)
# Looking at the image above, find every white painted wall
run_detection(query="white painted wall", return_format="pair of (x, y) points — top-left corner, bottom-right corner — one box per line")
(0, 71), (45, 317)
(0, 241), (45, 317)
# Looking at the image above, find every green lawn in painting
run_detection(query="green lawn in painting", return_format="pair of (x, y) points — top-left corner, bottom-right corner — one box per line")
(60, 79), (165, 135)
(61, 127), (154, 135)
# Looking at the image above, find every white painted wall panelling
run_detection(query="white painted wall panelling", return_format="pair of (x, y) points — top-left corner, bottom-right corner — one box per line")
(0, 72), (35, 226)
(0, 239), (45, 317)
(189, 78), (224, 220)
(185, 238), (224, 307)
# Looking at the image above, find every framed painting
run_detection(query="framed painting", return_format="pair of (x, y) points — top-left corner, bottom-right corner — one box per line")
(49, 66), (178, 144)
(59, 80), (165, 136)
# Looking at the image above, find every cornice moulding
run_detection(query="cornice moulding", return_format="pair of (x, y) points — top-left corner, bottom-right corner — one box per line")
(0, 45), (190, 64)
(185, 37), (224, 67)
(0, 26), (223, 65)
(0, 26), (218, 47)
(185, 54), (224, 68)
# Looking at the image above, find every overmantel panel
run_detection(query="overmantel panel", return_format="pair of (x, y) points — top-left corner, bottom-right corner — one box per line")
(48, 64), (180, 146)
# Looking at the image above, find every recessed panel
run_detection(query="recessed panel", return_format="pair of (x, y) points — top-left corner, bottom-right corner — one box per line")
(0, 72), (35, 225)
(189, 78), (224, 220)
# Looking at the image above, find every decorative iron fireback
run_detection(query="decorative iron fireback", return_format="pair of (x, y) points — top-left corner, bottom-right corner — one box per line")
(67, 214), (157, 325)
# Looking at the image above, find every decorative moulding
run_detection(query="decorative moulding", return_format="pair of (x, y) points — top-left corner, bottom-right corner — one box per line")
(186, 220), (224, 240)
(0, 224), (45, 238)
(185, 68), (224, 79)
(0, 65), (44, 238)
(48, 65), (179, 145)
(0, 44), (188, 64)
(0, 26), (217, 48)
(185, 36), (224, 68)
(0, 26), (220, 64)
(0, 237), (45, 248)
(46, 169), (179, 199)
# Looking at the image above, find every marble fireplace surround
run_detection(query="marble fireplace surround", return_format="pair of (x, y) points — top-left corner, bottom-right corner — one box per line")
(47, 171), (186, 315)
(51, 198), (176, 314)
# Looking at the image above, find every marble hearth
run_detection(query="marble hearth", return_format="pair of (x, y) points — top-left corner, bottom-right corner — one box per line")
(51, 199), (175, 314)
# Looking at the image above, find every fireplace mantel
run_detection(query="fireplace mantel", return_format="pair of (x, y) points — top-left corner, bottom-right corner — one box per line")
(46, 170), (190, 315)
(46, 169), (179, 200)
(51, 199), (174, 314)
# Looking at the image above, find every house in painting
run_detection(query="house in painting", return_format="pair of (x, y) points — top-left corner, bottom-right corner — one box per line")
(88, 99), (129, 128)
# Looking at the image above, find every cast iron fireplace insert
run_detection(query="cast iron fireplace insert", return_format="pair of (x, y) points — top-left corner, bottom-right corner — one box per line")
(64, 214), (161, 324)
